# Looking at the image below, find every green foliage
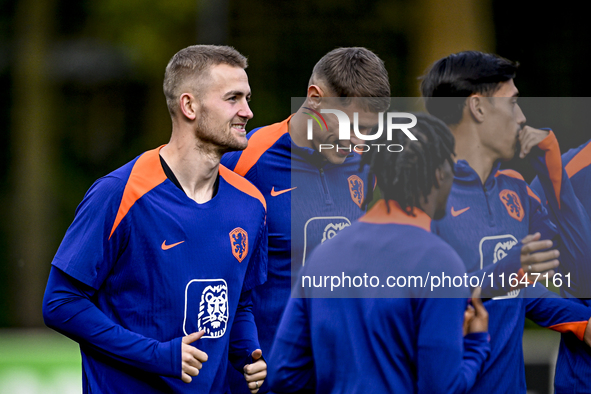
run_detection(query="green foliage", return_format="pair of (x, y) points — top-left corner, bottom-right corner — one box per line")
(85, 0), (198, 78)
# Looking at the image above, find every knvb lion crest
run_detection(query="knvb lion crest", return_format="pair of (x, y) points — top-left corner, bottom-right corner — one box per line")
(197, 283), (228, 338)
(229, 227), (248, 262)
(348, 175), (364, 208)
(321, 222), (351, 244)
(499, 190), (523, 222)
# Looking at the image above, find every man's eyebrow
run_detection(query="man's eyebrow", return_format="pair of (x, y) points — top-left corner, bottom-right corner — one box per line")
(224, 90), (250, 97)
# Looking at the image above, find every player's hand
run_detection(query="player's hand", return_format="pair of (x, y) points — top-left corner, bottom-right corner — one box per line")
(520, 232), (559, 276)
(518, 126), (549, 158)
(467, 287), (488, 334)
(181, 331), (208, 383)
(463, 303), (475, 336)
(244, 349), (267, 393)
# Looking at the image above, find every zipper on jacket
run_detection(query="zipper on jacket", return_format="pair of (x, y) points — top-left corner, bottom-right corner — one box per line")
(319, 167), (333, 204)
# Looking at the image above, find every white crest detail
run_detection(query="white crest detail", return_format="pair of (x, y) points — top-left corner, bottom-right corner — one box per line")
(493, 239), (518, 264)
(478, 234), (520, 300)
(302, 217), (352, 266)
(183, 279), (229, 338)
(321, 222), (351, 244)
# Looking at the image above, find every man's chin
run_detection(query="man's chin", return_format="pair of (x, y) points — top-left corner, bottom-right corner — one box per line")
(221, 140), (248, 154)
(322, 151), (348, 165)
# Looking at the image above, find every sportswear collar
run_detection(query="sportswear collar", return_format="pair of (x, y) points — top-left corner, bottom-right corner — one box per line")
(454, 159), (502, 190)
(359, 199), (431, 231)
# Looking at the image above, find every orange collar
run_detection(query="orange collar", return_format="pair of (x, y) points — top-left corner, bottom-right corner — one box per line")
(359, 200), (431, 231)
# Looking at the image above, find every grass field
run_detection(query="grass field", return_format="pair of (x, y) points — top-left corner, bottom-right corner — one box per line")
(0, 328), (80, 394)
(0, 327), (559, 394)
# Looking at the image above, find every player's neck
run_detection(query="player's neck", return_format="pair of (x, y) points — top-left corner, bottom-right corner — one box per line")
(288, 107), (315, 149)
(160, 132), (221, 204)
(450, 123), (497, 184)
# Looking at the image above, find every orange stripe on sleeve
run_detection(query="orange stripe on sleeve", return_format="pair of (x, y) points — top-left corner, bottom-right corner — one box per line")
(537, 131), (562, 209)
(219, 165), (267, 211)
(109, 147), (167, 239)
(548, 321), (588, 341)
(495, 169), (542, 204)
(566, 142), (591, 178)
(526, 186), (542, 205)
(233, 117), (291, 176)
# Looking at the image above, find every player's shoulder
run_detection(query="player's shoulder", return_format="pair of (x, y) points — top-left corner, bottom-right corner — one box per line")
(223, 118), (291, 176)
(495, 168), (526, 183)
(81, 149), (157, 204)
(219, 164), (267, 211)
(495, 168), (542, 204)
(564, 139), (591, 178)
(102, 147), (165, 183)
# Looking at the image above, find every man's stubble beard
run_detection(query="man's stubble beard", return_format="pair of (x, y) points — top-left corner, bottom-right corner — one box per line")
(195, 104), (247, 155)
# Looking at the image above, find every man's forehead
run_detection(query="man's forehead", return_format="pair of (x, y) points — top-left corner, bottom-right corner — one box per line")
(209, 63), (248, 80)
(321, 100), (381, 115)
(493, 79), (519, 97)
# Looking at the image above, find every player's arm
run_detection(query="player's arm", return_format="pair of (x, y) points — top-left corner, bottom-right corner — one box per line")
(267, 283), (315, 393)
(229, 215), (268, 393)
(431, 217), (558, 298)
(416, 298), (489, 394)
(525, 128), (591, 294)
(416, 252), (490, 394)
(43, 176), (206, 382)
(42, 266), (207, 381)
(524, 285), (591, 345)
(229, 289), (266, 393)
(463, 232), (558, 298)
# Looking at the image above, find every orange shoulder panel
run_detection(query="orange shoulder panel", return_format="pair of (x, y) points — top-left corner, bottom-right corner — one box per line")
(496, 169), (541, 204)
(566, 142), (591, 178)
(495, 169), (525, 181)
(233, 117), (290, 176)
(109, 147), (167, 239)
(219, 165), (267, 211)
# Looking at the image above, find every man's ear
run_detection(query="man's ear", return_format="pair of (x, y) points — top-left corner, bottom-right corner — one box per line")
(434, 167), (442, 188)
(467, 95), (485, 123)
(179, 93), (198, 121)
(306, 85), (324, 109)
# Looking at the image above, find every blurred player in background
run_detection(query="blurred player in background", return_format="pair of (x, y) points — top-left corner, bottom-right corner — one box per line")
(269, 113), (491, 394)
(43, 45), (268, 393)
(421, 50), (591, 393)
(221, 47), (390, 393)
(531, 139), (591, 393)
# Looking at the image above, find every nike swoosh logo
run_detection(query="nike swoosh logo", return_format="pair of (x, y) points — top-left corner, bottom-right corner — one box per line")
(451, 207), (470, 217)
(270, 186), (297, 197)
(161, 240), (185, 250)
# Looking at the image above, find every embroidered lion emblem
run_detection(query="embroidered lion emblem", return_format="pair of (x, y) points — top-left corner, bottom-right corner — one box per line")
(493, 239), (518, 264)
(197, 284), (228, 338)
(229, 227), (248, 262)
(321, 222), (351, 244)
(499, 189), (524, 222)
(348, 175), (364, 208)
